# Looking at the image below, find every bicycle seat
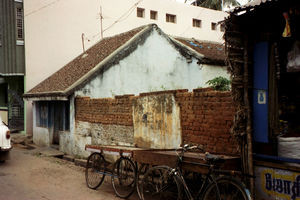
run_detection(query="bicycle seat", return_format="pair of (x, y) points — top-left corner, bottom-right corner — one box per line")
(204, 152), (225, 164)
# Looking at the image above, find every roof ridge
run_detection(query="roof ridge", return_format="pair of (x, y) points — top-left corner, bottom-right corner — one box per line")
(24, 24), (155, 98)
(172, 35), (224, 45)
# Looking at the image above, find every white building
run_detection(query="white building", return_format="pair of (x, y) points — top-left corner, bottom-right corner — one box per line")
(24, 0), (228, 135)
(23, 24), (229, 156)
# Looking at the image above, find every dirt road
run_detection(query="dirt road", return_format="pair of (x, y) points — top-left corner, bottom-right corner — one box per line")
(0, 146), (139, 200)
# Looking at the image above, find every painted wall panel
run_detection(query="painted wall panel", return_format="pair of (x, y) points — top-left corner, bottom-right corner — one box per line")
(255, 165), (300, 200)
(253, 42), (268, 90)
(133, 93), (181, 149)
(253, 42), (269, 143)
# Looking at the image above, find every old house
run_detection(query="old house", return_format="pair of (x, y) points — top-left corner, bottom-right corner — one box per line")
(224, 0), (300, 199)
(23, 24), (235, 158)
(24, 0), (228, 136)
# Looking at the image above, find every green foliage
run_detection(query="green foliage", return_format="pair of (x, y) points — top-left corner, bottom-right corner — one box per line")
(206, 76), (231, 91)
(194, 0), (240, 10)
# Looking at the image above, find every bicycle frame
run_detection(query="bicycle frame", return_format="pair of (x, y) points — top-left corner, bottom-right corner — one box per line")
(172, 147), (214, 200)
(171, 160), (222, 200)
(172, 146), (250, 200)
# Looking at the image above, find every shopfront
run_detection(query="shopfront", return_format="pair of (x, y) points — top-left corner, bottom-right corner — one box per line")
(225, 0), (300, 198)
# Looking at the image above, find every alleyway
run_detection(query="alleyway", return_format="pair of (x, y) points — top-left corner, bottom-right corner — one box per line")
(0, 146), (139, 200)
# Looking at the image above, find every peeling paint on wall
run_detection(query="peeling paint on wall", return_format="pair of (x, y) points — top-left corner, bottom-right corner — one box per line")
(75, 121), (134, 146)
(133, 93), (181, 149)
(75, 31), (229, 99)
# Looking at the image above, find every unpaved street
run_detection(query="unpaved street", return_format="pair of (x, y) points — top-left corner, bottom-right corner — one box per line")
(0, 146), (139, 200)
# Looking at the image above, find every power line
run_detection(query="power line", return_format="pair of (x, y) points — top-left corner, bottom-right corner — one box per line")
(85, 0), (143, 42)
(179, 7), (205, 36)
(25, 0), (62, 17)
(101, 0), (142, 33)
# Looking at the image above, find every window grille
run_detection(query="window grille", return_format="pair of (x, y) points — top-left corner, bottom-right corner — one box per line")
(16, 7), (24, 40)
(137, 8), (145, 18)
(193, 19), (202, 28)
(211, 22), (217, 31)
(150, 10), (157, 20)
(166, 14), (176, 23)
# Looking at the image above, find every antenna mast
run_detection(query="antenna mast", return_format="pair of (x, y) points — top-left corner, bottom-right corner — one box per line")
(100, 6), (103, 39)
(81, 33), (85, 52)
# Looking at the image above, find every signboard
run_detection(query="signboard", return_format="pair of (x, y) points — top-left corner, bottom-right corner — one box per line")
(258, 90), (267, 104)
(255, 166), (300, 200)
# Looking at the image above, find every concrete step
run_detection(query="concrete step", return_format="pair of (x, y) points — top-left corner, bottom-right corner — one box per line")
(39, 147), (64, 158)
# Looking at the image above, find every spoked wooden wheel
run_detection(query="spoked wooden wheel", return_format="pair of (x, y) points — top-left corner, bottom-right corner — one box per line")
(141, 166), (182, 200)
(137, 164), (150, 199)
(111, 157), (137, 199)
(85, 152), (106, 189)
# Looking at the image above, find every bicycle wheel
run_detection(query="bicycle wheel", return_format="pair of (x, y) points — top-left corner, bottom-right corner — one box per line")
(85, 152), (106, 189)
(141, 166), (183, 200)
(111, 157), (137, 198)
(201, 176), (251, 200)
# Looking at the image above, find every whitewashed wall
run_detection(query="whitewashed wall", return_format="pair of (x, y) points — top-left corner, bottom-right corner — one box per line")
(76, 30), (229, 98)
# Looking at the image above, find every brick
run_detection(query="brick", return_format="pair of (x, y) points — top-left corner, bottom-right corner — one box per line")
(75, 88), (238, 156)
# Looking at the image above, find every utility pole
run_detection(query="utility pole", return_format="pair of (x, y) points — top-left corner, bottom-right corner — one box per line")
(81, 33), (85, 52)
(221, 0), (224, 11)
(100, 6), (103, 39)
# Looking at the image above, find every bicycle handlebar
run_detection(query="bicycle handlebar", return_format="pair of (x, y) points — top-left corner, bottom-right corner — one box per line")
(176, 144), (225, 164)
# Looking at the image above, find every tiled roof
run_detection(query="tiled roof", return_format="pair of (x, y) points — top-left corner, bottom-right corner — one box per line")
(25, 25), (146, 97)
(174, 38), (225, 63)
(24, 24), (226, 99)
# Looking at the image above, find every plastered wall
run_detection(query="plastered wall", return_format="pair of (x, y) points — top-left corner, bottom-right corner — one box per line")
(75, 89), (239, 157)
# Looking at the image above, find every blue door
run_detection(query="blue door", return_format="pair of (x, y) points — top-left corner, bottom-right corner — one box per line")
(253, 42), (269, 143)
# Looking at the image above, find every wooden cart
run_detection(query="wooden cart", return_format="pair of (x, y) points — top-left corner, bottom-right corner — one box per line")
(85, 145), (241, 199)
(85, 144), (146, 199)
(133, 149), (241, 174)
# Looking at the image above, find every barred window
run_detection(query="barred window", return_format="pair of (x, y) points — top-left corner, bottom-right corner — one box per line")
(166, 14), (176, 23)
(137, 8), (145, 18)
(150, 10), (157, 20)
(211, 22), (217, 31)
(36, 102), (48, 128)
(16, 7), (24, 40)
(193, 19), (202, 28)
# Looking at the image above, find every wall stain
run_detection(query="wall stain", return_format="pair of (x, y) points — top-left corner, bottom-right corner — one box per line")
(133, 93), (181, 149)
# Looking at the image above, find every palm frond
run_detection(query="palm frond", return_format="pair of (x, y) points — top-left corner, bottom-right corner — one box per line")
(194, 0), (240, 10)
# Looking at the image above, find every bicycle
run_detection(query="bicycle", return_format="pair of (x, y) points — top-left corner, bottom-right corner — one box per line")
(140, 144), (252, 200)
(85, 152), (137, 199)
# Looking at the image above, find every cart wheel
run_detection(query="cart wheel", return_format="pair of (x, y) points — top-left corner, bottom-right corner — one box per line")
(137, 163), (149, 199)
(111, 157), (137, 198)
(141, 166), (183, 200)
(85, 152), (106, 189)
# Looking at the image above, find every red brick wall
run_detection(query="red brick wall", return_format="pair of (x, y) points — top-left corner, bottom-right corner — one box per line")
(75, 88), (239, 155)
(75, 95), (133, 126)
(175, 88), (238, 155)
